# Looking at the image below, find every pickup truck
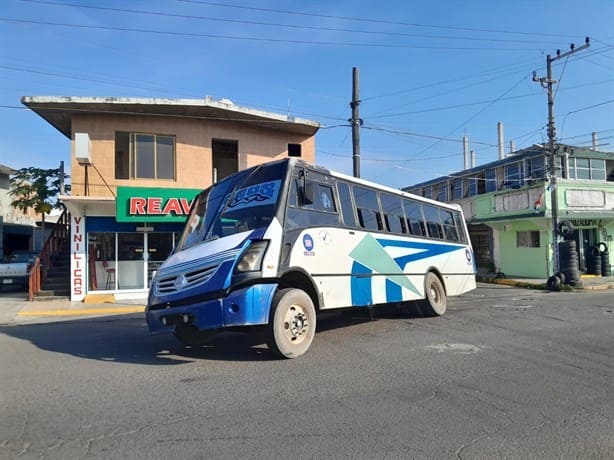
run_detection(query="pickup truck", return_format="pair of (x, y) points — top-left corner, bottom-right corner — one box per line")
(0, 252), (37, 290)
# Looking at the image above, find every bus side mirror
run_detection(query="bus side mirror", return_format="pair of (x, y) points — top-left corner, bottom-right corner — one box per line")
(300, 182), (315, 205)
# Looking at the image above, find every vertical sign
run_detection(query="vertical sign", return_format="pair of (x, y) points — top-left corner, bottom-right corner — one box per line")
(71, 215), (86, 301)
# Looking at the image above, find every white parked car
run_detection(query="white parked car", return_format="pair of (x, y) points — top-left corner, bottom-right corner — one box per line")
(0, 252), (38, 290)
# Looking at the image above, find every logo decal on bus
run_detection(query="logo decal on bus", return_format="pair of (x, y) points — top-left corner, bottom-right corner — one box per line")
(303, 234), (315, 255)
(227, 180), (281, 212)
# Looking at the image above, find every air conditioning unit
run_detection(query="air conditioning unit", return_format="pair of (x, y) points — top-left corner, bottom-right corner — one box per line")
(75, 132), (92, 165)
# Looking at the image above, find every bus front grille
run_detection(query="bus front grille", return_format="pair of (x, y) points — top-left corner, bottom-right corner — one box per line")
(155, 265), (218, 295)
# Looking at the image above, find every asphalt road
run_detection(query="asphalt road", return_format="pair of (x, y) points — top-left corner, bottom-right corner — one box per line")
(1, 284), (613, 459)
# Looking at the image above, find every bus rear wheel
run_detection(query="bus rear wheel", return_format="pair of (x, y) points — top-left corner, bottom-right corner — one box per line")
(267, 288), (316, 359)
(421, 272), (447, 317)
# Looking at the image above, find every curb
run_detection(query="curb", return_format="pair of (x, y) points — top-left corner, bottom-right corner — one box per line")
(17, 305), (145, 317)
(477, 277), (545, 289)
(477, 276), (613, 291)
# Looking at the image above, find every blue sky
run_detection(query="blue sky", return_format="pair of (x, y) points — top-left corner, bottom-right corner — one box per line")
(1, 0), (613, 189)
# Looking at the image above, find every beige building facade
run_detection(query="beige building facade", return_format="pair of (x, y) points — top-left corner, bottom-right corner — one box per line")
(23, 96), (319, 301)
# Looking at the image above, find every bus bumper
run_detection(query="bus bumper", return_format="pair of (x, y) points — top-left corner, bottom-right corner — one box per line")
(146, 283), (278, 334)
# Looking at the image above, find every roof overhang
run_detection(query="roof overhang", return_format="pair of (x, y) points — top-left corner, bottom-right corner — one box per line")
(0, 164), (16, 175)
(22, 96), (320, 138)
(59, 195), (116, 216)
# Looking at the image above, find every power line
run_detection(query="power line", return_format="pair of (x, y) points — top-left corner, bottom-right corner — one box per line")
(0, 17), (541, 51)
(362, 126), (497, 147)
(367, 43), (612, 111)
(18, 0), (565, 46)
(0, 63), (186, 95)
(318, 148), (463, 163)
(560, 128), (614, 141)
(177, 0), (577, 39)
(559, 99), (614, 140)
(366, 79), (614, 119)
(363, 43), (613, 104)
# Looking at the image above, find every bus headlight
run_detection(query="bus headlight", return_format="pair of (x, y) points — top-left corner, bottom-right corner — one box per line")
(235, 240), (268, 273)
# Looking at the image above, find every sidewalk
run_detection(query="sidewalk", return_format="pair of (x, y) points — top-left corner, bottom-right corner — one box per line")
(476, 274), (614, 291)
(0, 295), (146, 326)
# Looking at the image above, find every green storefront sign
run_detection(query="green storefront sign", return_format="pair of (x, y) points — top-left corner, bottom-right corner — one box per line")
(116, 186), (201, 223)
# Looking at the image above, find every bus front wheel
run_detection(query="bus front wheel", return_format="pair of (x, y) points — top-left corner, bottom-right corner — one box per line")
(267, 288), (316, 359)
(421, 272), (447, 317)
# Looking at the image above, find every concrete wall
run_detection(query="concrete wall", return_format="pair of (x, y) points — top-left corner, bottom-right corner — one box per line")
(495, 220), (550, 278)
(70, 114), (316, 197)
(0, 171), (38, 226)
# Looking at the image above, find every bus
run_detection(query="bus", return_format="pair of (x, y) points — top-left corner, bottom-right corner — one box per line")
(145, 158), (476, 358)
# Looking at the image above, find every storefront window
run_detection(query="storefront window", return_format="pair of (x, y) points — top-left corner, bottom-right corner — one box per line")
(88, 232), (116, 291)
(147, 233), (175, 286)
(86, 225), (179, 293)
(117, 233), (145, 289)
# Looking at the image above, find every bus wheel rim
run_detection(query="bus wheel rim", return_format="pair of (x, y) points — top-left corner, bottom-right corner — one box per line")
(283, 304), (308, 343)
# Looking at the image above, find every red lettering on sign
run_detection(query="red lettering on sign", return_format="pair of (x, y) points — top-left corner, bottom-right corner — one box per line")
(73, 266), (83, 296)
(180, 198), (192, 214)
(128, 196), (194, 216)
(162, 198), (183, 215)
(129, 197), (147, 214)
(71, 216), (84, 298)
(148, 197), (162, 214)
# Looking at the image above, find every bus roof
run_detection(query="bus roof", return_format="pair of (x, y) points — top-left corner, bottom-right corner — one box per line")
(288, 158), (463, 213)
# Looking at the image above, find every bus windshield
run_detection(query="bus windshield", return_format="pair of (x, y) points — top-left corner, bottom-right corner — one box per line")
(176, 161), (287, 251)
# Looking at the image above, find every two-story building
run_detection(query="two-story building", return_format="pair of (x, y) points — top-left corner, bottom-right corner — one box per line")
(0, 163), (45, 259)
(403, 144), (614, 279)
(22, 96), (319, 301)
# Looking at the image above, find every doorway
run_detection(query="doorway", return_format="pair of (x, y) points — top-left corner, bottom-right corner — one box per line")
(212, 139), (238, 183)
(571, 228), (598, 272)
(468, 224), (493, 273)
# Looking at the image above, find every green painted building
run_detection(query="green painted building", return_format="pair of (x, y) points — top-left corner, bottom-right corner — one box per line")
(404, 144), (614, 279)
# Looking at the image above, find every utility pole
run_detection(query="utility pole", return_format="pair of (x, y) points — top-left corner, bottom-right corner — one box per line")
(533, 37), (590, 274)
(350, 67), (362, 178)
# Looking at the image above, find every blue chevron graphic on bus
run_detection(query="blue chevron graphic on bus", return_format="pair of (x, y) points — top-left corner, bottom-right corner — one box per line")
(349, 234), (464, 305)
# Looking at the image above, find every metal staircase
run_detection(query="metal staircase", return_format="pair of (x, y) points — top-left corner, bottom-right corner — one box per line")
(28, 209), (71, 301)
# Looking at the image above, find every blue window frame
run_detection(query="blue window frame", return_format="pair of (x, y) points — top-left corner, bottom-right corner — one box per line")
(485, 168), (497, 192)
(504, 162), (523, 189)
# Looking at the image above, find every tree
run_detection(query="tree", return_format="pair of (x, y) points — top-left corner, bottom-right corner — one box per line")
(9, 166), (68, 237)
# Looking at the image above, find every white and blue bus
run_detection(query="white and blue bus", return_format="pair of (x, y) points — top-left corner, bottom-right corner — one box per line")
(146, 158), (476, 358)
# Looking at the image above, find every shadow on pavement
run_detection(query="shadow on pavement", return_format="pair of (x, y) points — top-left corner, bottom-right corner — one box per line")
(0, 284), (28, 300)
(0, 303), (424, 364)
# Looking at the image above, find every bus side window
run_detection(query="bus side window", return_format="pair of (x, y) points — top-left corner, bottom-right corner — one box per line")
(422, 204), (444, 239)
(285, 178), (340, 230)
(453, 211), (468, 243)
(441, 209), (459, 242)
(403, 199), (426, 236)
(380, 193), (406, 234)
(316, 184), (336, 212)
(354, 186), (383, 231)
(337, 182), (357, 228)
(296, 181), (337, 213)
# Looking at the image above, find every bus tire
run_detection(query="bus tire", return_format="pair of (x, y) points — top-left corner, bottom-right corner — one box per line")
(420, 272), (447, 317)
(267, 288), (316, 359)
(174, 325), (217, 347)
